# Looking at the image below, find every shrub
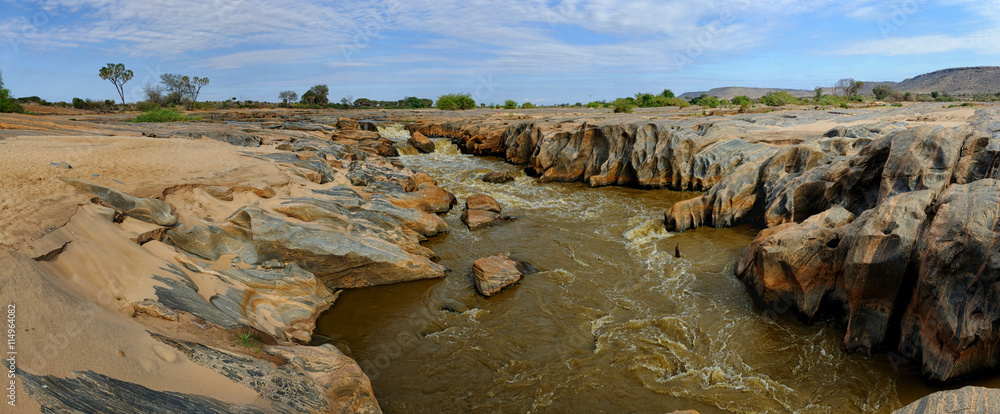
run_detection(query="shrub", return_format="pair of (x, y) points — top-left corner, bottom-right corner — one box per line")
(0, 80), (25, 113)
(135, 101), (160, 112)
(503, 99), (518, 109)
(520, 102), (536, 109)
(761, 91), (799, 106)
(436, 93), (476, 110)
(612, 98), (634, 113)
(131, 108), (199, 123)
(731, 95), (752, 110)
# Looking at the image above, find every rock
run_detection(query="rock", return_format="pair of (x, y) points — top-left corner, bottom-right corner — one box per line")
(61, 178), (178, 226)
(276, 142), (295, 151)
(18, 370), (265, 414)
(230, 207), (445, 288)
(736, 206), (855, 320)
(894, 386), (1000, 414)
(152, 335), (381, 413)
(473, 255), (534, 296)
(899, 179), (1000, 381)
(482, 171), (514, 183)
(203, 186), (234, 201)
(50, 161), (72, 169)
(385, 182), (457, 214)
(337, 117), (359, 130)
(461, 194), (511, 230)
(330, 129), (397, 157)
(282, 121), (333, 132)
(167, 129), (262, 147)
(466, 193), (501, 213)
(409, 131), (435, 153)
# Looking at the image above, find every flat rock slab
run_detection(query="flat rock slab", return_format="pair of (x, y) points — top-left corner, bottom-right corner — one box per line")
(473, 255), (534, 296)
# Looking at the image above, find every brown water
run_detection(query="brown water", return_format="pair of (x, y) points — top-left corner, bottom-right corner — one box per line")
(315, 139), (906, 413)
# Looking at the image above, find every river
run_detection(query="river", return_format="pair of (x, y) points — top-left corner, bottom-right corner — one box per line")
(314, 134), (909, 413)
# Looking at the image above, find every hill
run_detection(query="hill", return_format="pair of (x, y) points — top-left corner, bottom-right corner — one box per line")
(679, 87), (814, 100)
(896, 66), (1000, 95)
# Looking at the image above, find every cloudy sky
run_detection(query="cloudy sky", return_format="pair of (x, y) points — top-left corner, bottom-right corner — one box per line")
(1, 0), (997, 104)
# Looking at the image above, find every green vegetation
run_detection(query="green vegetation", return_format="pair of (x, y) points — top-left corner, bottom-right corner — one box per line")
(131, 108), (200, 123)
(436, 93), (476, 110)
(98, 63), (133, 105)
(520, 102), (536, 109)
(612, 98), (634, 113)
(233, 328), (261, 351)
(731, 95), (752, 111)
(503, 99), (518, 109)
(278, 90), (298, 105)
(760, 91), (799, 106)
(160, 73), (210, 105)
(689, 94), (720, 108)
(0, 73), (26, 114)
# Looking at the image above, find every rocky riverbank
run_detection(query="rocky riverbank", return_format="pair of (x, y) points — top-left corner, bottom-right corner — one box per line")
(0, 112), (456, 412)
(405, 103), (1000, 382)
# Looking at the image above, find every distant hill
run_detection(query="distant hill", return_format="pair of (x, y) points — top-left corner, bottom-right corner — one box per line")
(895, 67), (1000, 95)
(679, 87), (814, 100)
(678, 67), (1000, 100)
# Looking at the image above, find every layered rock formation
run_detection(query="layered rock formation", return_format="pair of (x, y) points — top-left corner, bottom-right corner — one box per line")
(461, 194), (511, 230)
(409, 106), (1000, 382)
(9, 116), (456, 413)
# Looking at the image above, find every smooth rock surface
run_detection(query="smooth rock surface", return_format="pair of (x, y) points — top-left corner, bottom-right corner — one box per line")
(472, 255), (534, 296)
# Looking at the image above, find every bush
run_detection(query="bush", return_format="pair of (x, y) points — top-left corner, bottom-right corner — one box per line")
(503, 99), (518, 109)
(131, 108), (198, 123)
(761, 91), (799, 106)
(690, 94), (720, 108)
(135, 101), (160, 112)
(612, 98), (634, 113)
(520, 102), (535, 109)
(731, 95), (752, 110)
(436, 93), (476, 110)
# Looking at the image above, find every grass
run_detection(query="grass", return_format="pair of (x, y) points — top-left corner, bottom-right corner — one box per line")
(234, 328), (262, 351)
(131, 108), (200, 123)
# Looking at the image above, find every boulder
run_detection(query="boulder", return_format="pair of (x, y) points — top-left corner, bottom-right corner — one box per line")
(894, 386), (1000, 414)
(61, 178), (178, 226)
(473, 255), (534, 296)
(385, 182), (456, 214)
(409, 131), (435, 153)
(482, 171), (515, 184)
(461, 194), (510, 230)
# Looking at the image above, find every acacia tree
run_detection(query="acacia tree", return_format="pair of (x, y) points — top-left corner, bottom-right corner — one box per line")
(278, 90), (298, 105)
(159, 73), (210, 103)
(99, 63), (133, 105)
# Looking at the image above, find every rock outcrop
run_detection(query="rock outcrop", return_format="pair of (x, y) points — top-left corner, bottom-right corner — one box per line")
(472, 255), (534, 296)
(678, 108), (1000, 381)
(61, 178), (178, 226)
(482, 171), (515, 183)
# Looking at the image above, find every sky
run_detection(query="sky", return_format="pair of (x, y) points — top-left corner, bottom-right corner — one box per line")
(0, 0), (998, 104)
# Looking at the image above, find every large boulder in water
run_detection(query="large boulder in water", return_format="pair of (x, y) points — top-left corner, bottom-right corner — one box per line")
(894, 386), (1000, 413)
(473, 255), (534, 296)
(461, 194), (511, 230)
(409, 131), (435, 153)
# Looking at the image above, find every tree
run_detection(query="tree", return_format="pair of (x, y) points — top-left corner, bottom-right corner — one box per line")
(814, 86), (824, 99)
(503, 99), (518, 109)
(307, 85), (329, 105)
(435, 93), (476, 110)
(732, 95), (752, 111)
(661, 89), (675, 98)
(278, 90), (298, 105)
(847, 80), (864, 98)
(834, 78), (852, 97)
(159, 73), (209, 103)
(872, 85), (894, 101)
(0, 72), (26, 114)
(99, 63), (133, 105)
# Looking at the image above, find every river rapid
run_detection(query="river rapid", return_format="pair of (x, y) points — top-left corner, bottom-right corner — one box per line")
(315, 133), (909, 413)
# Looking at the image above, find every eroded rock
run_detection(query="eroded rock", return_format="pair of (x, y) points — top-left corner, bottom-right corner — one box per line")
(473, 255), (534, 296)
(61, 178), (178, 226)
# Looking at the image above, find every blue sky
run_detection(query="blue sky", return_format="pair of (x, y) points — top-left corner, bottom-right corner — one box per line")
(0, 0), (997, 104)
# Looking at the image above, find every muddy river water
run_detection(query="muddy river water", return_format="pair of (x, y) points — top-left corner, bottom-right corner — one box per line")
(314, 134), (959, 413)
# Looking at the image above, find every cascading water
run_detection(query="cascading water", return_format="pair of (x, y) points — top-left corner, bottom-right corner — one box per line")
(315, 137), (907, 413)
